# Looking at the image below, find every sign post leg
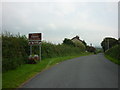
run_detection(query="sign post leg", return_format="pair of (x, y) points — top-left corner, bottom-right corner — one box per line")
(39, 44), (41, 61)
(30, 45), (32, 55)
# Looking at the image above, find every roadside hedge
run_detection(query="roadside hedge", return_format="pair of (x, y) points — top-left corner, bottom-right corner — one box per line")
(2, 32), (29, 72)
(105, 45), (120, 60)
(2, 32), (85, 72)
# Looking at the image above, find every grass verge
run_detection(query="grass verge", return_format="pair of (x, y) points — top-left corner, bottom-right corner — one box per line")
(105, 55), (120, 65)
(3, 52), (92, 88)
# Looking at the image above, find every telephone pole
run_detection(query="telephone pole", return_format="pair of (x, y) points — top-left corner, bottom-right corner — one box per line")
(107, 39), (109, 50)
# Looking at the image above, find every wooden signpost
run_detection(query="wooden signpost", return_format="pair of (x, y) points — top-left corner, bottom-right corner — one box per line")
(28, 33), (42, 61)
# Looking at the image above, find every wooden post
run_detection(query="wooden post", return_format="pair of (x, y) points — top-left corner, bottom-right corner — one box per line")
(30, 45), (32, 55)
(39, 43), (41, 61)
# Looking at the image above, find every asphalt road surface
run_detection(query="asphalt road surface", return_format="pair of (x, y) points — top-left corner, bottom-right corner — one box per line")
(22, 53), (118, 88)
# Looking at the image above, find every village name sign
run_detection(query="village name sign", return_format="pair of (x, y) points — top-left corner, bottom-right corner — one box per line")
(28, 33), (42, 61)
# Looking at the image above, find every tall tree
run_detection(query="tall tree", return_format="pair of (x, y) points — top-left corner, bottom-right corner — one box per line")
(101, 37), (118, 52)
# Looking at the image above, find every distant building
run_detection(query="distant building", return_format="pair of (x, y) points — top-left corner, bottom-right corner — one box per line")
(71, 36), (83, 44)
(71, 36), (85, 48)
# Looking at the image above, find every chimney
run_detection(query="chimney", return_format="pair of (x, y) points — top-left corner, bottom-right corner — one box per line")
(76, 36), (79, 39)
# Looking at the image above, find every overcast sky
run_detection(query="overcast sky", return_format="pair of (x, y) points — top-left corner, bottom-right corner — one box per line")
(2, 1), (118, 47)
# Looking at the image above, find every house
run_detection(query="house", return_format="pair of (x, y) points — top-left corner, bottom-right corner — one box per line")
(71, 36), (96, 53)
(71, 36), (84, 45)
(71, 36), (85, 48)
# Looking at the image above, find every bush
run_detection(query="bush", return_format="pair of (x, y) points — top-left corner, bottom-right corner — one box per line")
(28, 55), (39, 64)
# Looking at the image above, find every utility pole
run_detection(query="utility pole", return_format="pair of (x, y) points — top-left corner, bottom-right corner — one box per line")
(107, 39), (109, 50)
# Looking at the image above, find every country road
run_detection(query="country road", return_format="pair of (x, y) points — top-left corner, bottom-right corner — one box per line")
(21, 53), (118, 88)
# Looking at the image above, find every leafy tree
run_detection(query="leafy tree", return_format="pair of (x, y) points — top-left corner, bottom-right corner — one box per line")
(63, 38), (75, 47)
(81, 40), (87, 47)
(101, 37), (118, 52)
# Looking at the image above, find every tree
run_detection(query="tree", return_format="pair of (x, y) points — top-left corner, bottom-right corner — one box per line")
(101, 37), (118, 52)
(81, 40), (87, 47)
(63, 38), (75, 47)
(118, 38), (120, 44)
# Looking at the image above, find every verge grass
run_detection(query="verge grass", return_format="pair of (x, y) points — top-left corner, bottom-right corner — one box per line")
(105, 55), (120, 65)
(3, 52), (92, 88)
(105, 45), (120, 65)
